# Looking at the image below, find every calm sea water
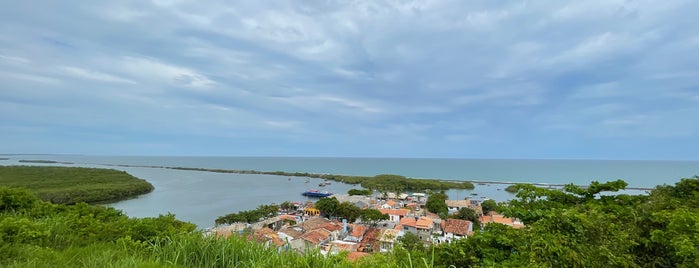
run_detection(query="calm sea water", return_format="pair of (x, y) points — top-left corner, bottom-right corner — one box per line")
(1, 155), (697, 228)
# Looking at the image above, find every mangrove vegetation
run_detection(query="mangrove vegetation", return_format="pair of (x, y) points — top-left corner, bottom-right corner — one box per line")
(0, 166), (154, 204)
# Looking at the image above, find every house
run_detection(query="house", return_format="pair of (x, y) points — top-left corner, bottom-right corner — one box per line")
(323, 240), (359, 255)
(358, 228), (382, 253)
(480, 212), (525, 228)
(251, 227), (285, 249)
(445, 199), (483, 216)
(297, 217), (331, 232)
(379, 209), (410, 222)
(291, 228), (332, 252)
(415, 217), (434, 242)
(278, 226), (304, 242)
(441, 219), (473, 241)
(396, 217), (416, 231)
(320, 221), (345, 241)
(381, 200), (398, 209)
(378, 229), (401, 252)
(397, 217), (433, 243)
(411, 193), (426, 202)
(344, 224), (367, 242)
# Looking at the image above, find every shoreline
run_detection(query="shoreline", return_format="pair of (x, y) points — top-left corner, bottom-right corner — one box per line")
(98, 163), (655, 191)
(3, 158), (657, 191)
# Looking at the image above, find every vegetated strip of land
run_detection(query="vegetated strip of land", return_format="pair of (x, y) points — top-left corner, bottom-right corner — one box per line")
(463, 179), (654, 192)
(19, 159), (74, 164)
(101, 164), (474, 191)
(0, 165), (154, 204)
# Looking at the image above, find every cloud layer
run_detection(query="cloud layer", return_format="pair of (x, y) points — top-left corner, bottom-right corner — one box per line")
(1, 1), (698, 159)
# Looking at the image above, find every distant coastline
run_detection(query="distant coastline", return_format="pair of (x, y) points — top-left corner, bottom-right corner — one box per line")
(96, 163), (655, 192)
(19, 159), (74, 164)
(100, 164), (475, 191)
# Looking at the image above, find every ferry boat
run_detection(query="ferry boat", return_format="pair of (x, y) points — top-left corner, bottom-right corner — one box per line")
(302, 189), (333, 197)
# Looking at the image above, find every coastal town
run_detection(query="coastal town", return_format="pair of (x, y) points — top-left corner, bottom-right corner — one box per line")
(208, 190), (524, 260)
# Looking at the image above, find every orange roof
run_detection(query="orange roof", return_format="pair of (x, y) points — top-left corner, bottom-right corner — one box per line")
(321, 222), (343, 232)
(441, 219), (472, 236)
(398, 217), (417, 227)
(379, 209), (409, 216)
(299, 217), (331, 231)
(416, 217), (433, 229)
(279, 214), (296, 221)
(386, 200), (396, 207)
(328, 240), (359, 252)
(299, 229), (331, 245)
(252, 228), (285, 247)
(350, 224), (367, 237)
(481, 213), (525, 228)
(279, 227), (303, 238)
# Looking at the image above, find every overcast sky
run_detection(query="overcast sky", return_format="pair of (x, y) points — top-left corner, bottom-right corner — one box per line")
(1, 1), (698, 160)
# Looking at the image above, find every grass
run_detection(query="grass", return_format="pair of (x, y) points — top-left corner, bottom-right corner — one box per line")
(0, 166), (153, 204)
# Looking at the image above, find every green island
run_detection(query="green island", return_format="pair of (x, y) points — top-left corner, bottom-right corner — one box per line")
(2, 165), (698, 267)
(18, 159), (74, 164)
(0, 166), (153, 204)
(102, 163), (474, 191)
(161, 166), (475, 191)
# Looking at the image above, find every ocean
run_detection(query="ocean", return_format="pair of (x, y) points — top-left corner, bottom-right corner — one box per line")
(1, 155), (697, 228)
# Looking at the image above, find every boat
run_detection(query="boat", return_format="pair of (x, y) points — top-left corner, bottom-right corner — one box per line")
(302, 189), (333, 197)
(470, 193), (478, 196)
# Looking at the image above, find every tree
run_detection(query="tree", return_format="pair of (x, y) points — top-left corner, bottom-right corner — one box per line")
(398, 232), (424, 252)
(451, 207), (481, 227)
(361, 208), (389, 226)
(426, 191), (448, 218)
(315, 197), (340, 218)
(280, 201), (295, 212)
(481, 199), (497, 215)
(336, 202), (361, 222)
(348, 189), (371, 196)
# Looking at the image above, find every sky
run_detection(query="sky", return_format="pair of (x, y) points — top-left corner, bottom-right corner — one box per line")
(1, 1), (698, 160)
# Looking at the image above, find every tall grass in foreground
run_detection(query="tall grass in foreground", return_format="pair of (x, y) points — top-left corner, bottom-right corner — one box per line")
(140, 233), (435, 268)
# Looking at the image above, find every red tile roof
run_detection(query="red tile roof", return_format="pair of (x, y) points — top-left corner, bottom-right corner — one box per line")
(321, 222), (343, 232)
(298, 217), (331, 231)
(379, 209), (409, 216)
(416, 217), (433, 229)
(350, 224), (367, 237)
(398, 217), (417, 227)
(358, 228), (382, 252)
(299, 229), (331, 245)
(441, 219), (472, 236)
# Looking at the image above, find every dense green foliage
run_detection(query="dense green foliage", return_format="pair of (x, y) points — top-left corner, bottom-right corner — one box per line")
(361, 208), (389, 226)
(504, 184), (518, 193)
(425, 191), (448, 218)
(3, 165), (699, 267)
(449, 207), (481, 226)
(361, 174), (474, 192)
(480, 199), (498, 215)
(0, 186), (196, 266)
(348, 188), (372, 196)
(0, 186), (436, 267)
(0, 166), (154, 204)
(313, 197), (370, 222)
(433, 177), (699, 267)
(215, 204), (280, 225)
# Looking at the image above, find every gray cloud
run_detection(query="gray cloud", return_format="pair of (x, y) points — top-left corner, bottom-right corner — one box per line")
(1, 0), (697, 158)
